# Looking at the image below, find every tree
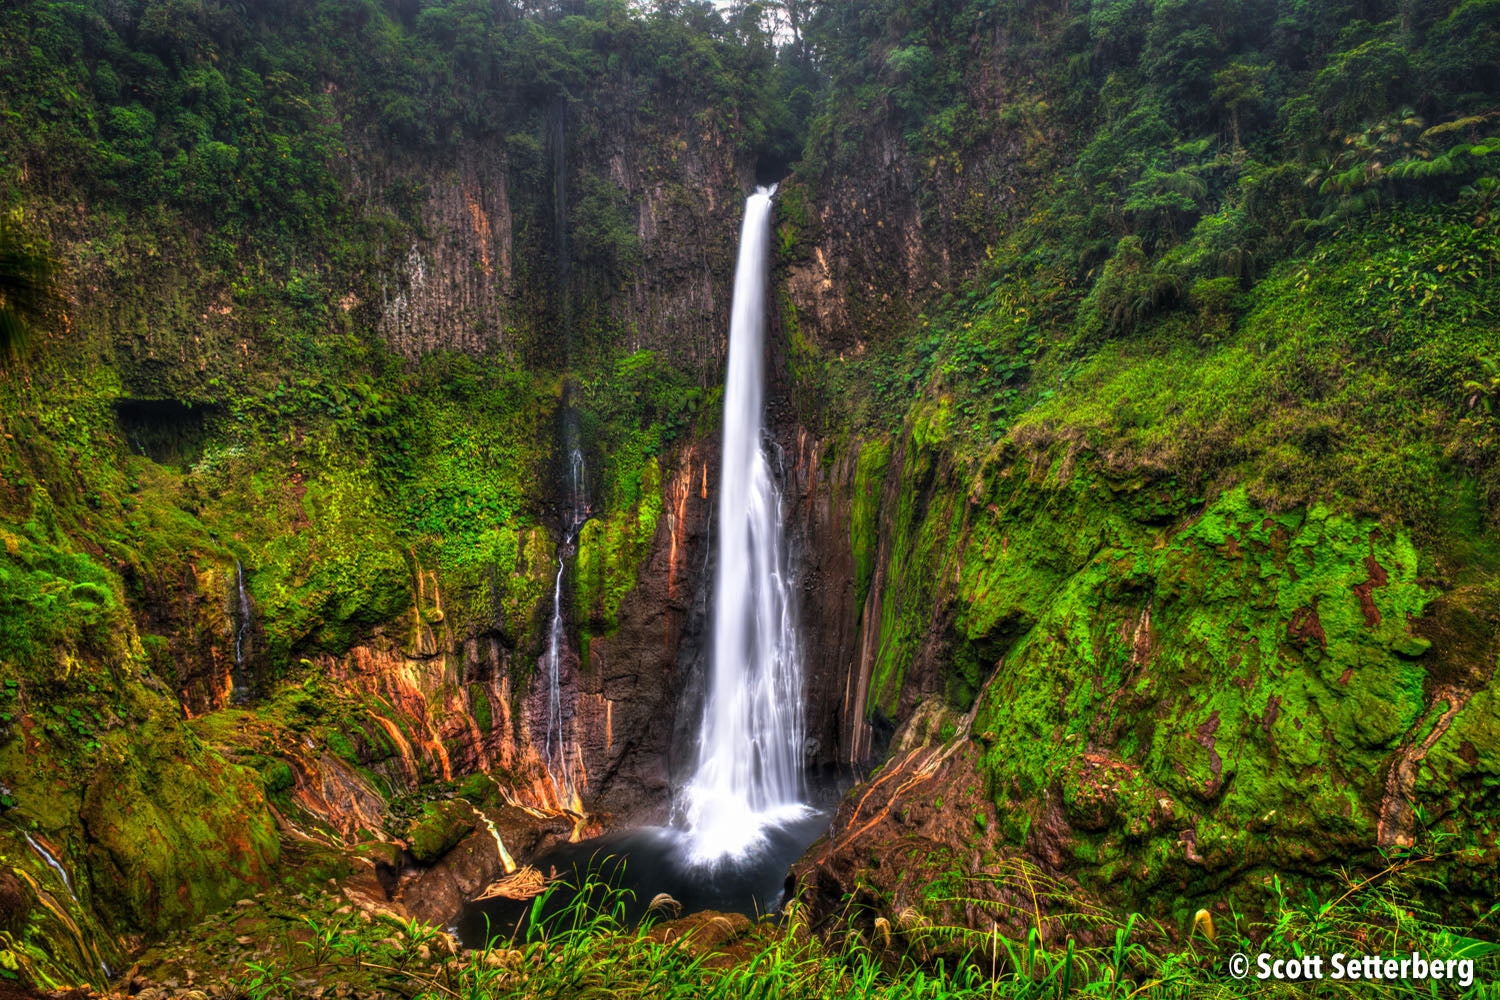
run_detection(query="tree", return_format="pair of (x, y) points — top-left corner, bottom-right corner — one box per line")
(1213, 60), (1270, 149)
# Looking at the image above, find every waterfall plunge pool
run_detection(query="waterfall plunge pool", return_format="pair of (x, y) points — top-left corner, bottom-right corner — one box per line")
(453, 766), (855, 947)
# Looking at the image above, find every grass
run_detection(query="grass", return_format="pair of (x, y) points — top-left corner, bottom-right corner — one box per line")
(205, 839), (1498, 1000)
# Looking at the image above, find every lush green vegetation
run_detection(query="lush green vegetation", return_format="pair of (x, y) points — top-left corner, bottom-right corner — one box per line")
(787, 0), (1500, 530)
(0, 0), (805, 263)
(0, 212), (62, 360)
(0, 4), (788, 985)
(121, 841), (1496, 999)
(3, 0), (1500, 994)
(771, 1), (1500, 990)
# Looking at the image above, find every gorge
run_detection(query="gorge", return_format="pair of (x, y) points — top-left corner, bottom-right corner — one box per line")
(2, 1), (1499, 997)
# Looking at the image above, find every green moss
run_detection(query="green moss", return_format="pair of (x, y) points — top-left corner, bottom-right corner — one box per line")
(1014, 210), (1499, 533)
(260, 760), (295, 794)
(469, 684), (494, 733)
(850, 438), (892, 608)
(77, 721), (279, 936)
(864, 400), (967, 715)
(402, 799), (475, 865)
(850, 358), (1469, 914)
(0, 528), (122, 671)
(324, 730), (359, 763)
(575, 455), (663, 639)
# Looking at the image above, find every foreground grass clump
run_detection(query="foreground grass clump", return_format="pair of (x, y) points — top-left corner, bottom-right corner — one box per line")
(212, 845), (1496, 1000)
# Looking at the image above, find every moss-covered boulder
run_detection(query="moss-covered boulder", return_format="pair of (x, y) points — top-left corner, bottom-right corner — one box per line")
(402, 799), (476, 865)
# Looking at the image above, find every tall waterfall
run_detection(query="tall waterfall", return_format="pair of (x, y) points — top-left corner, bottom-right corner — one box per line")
(681, 186), (807, 865)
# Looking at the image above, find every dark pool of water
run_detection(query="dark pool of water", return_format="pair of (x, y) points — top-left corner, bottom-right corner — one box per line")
(455, 770), (855, 948)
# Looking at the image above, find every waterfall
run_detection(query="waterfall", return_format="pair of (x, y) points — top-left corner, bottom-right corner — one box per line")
(543, 556), (568, 789)
(24, 832), (77, 902)
(681, 186), (807, 865)
(540, 93), (578, 802)
(231, 560), (253, 704)
(23, 832), (110, 979)
(570, 447), (585, 525)
(543, 447), (587, 799)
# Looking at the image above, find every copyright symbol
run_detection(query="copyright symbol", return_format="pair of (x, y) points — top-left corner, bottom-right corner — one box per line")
(1228, 953), (1250, 979)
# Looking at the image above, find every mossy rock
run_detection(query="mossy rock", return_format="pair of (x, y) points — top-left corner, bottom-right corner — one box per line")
(359, 841), (404, 871)
(575, 455), (664, 636)
(79, 722), (280, 936)
(260, 760), (295, 794)
(402, 799), (475, 864)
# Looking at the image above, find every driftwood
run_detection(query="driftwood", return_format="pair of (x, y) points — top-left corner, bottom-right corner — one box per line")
(473, 865), (549, 902)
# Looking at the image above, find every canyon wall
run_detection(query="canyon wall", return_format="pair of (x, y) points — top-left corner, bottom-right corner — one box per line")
(775, 128), (1500, 960)
(6, 0), (1500, 986)
(0, 11), (771, 981)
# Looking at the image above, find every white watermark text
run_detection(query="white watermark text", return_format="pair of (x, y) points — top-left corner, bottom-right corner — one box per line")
(1226, 951), (1474, 988)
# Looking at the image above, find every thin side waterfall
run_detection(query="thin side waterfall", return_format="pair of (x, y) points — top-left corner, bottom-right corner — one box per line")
(24, 832), (76, 902)
(540, 93), (579, 804)
(570, 447), (585, 523)
(231, 560), (253, 703)
(681, 186), (807, 865)
(543, 557), (568, 785)
(464, 802), (518, 874)
(23, 832), (111, 979)
(543, 446), (587, 801)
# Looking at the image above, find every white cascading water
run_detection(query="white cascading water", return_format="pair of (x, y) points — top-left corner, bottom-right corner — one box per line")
(231, 560), (253, 704)
(543, 447), (587, 798)
(24, 832), (76, 901)
(463, 802), (518, 874)
(543, 556), (568, 786)
(681, 186), (808, 865)
(234, 561), (251, 664)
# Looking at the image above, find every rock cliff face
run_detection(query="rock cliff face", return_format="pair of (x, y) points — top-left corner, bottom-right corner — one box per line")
(356, 100), (745, 377)
(770, 78), (1500, 944)
(360, 146), (517, 358)
(0, 43), (762, 982)
(588, 108), (748, 380)
(780, 428), (873, 769)
(776, 388), (1500, 938)
(574, 440), (716, 816)
(780, 86), (1042, 358)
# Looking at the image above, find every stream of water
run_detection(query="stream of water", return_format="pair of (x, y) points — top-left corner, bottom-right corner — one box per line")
(231, 560), (253, 704)
(679, 185), (809, 866)
(543, 447), (587, 800)
(24, 832), (76, 900)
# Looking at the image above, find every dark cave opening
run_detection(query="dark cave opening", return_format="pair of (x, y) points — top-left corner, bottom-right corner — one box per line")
(113, 398), (220, 467)
(755, 154), (794, 188)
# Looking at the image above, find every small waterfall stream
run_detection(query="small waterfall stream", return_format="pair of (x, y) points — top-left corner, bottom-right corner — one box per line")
(230, 560), (253, 704)
(542, 558), (568, 787)
(539, 94), (582, 805)
(542, 446), (587, 801)
(680, 186), (808, 865)
(24, 832), (76, 901)
(463, 803), (517, 874)
(22, 831), (111, 979)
